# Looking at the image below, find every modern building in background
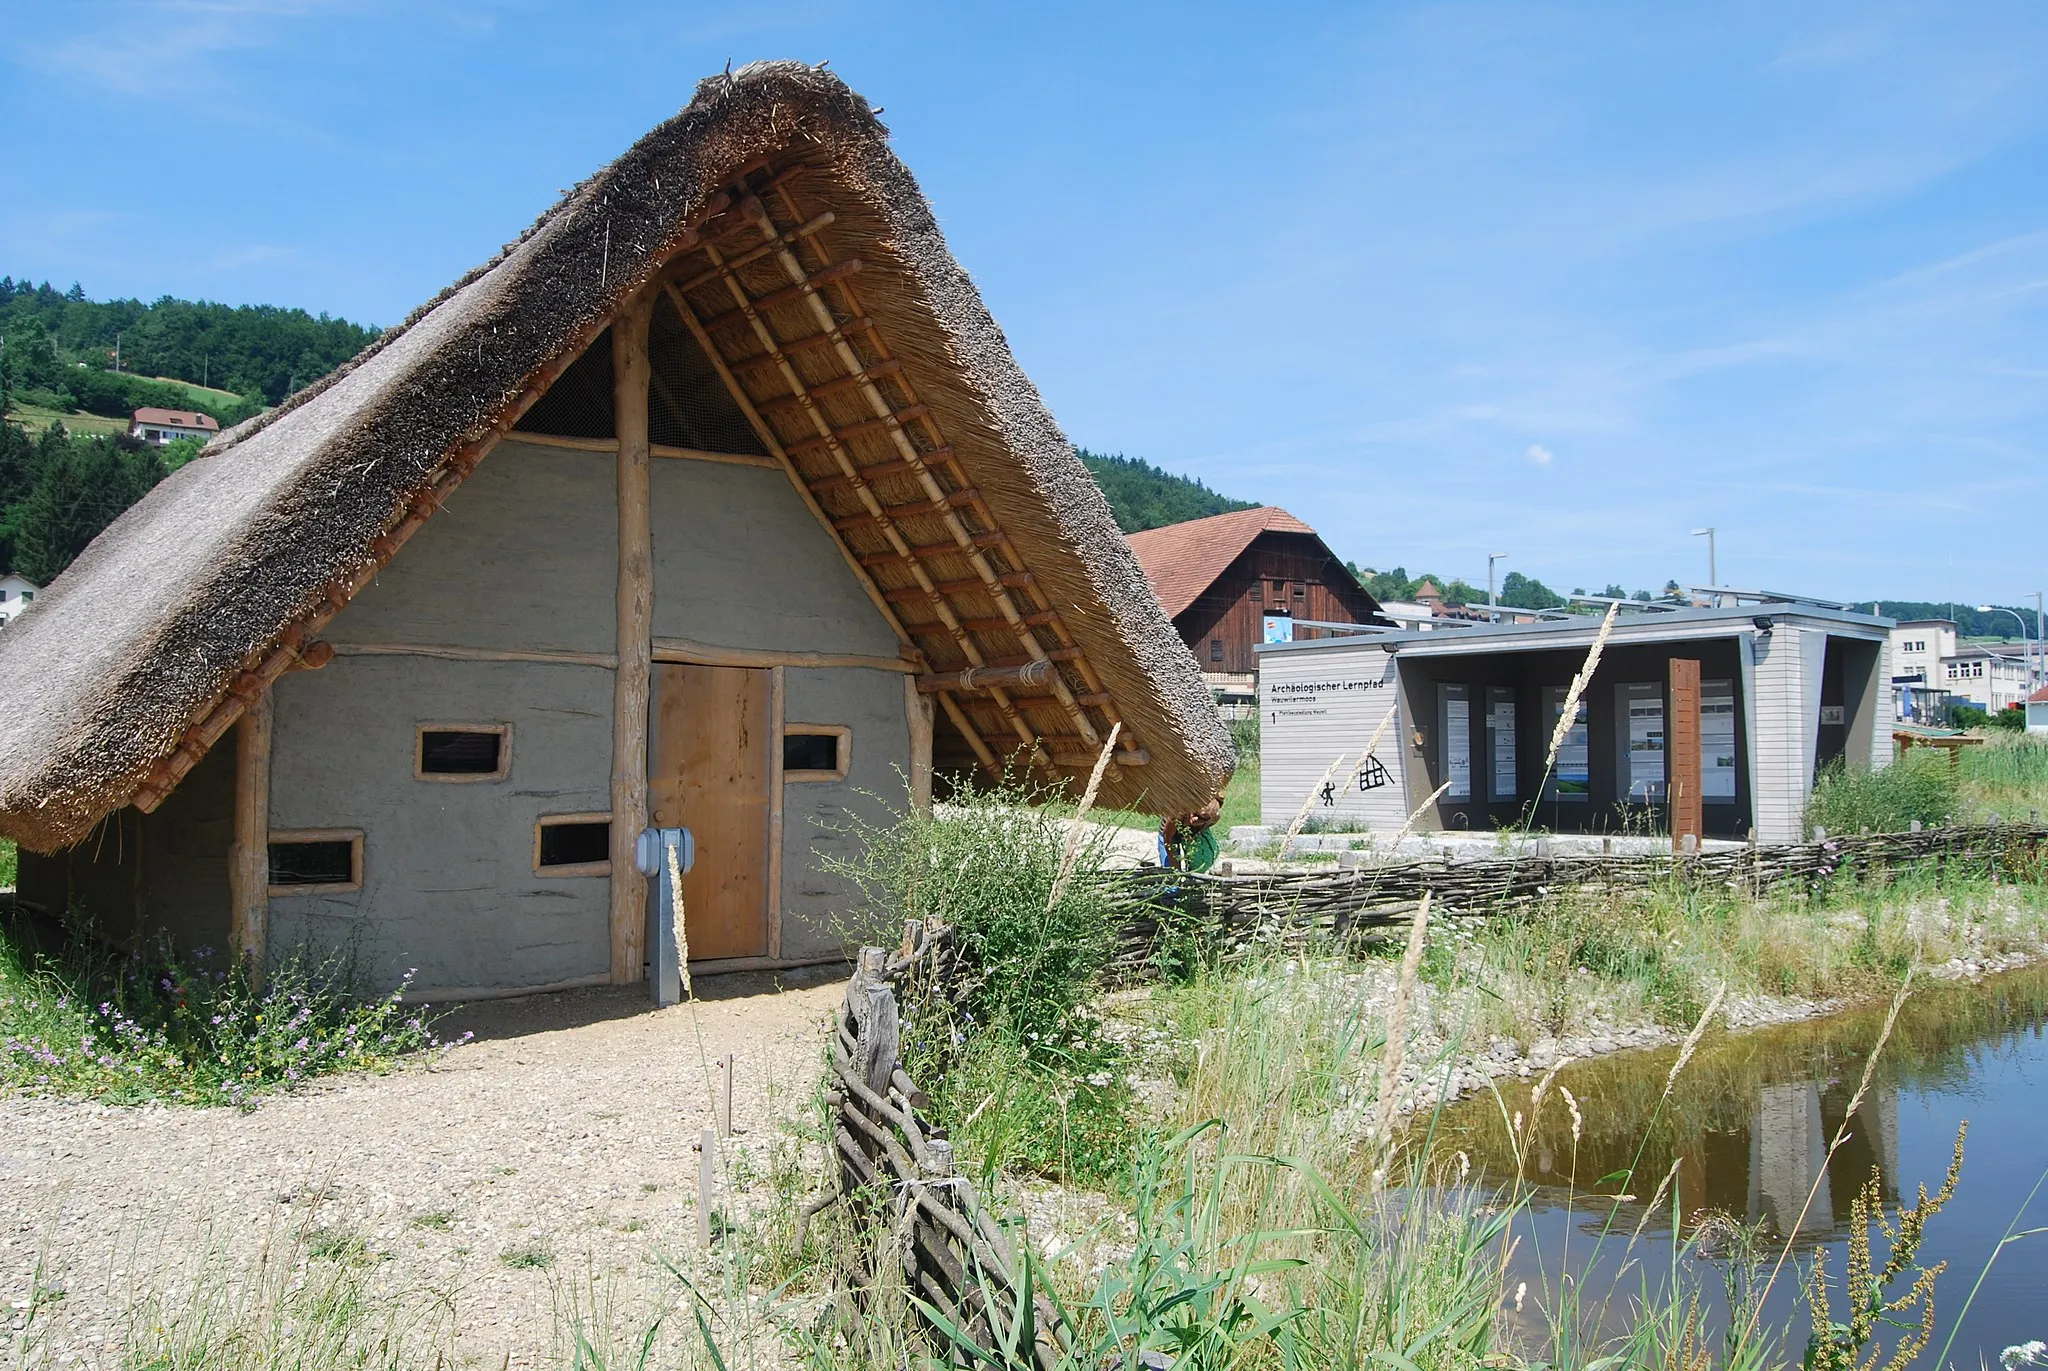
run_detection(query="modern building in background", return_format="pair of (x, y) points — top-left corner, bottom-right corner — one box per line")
(1126, 505), (1384, 699)
(1258, 596), (1893, 844)
(128, 408), (221, 445)
(1940, 645), (2031, 715)
(1888, 618), (1957, 724)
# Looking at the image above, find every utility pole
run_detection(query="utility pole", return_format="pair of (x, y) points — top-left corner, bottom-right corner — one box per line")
(1691, 528), (1716, 604)
(1487, 552), (1509, 622)
(2034, 591), (2045, 695)
(114, 331), (121, 373)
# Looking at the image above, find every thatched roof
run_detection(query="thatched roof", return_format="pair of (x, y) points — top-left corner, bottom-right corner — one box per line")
(0, 62), (1233, 852)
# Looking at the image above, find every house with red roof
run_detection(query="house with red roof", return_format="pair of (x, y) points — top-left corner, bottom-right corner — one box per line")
(129, 408), (221, 446)
(1126, 506), (1383, 692)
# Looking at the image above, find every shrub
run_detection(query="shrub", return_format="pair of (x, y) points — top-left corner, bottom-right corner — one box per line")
(0, 914), (461, 1105)
(1804, 753), (1958, 837)
(825, 772), (1123, 1050)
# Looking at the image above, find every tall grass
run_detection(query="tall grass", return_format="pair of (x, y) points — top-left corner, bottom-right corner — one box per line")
(1806, 751), (1959, 836)
(1959, 733), (2048, 820)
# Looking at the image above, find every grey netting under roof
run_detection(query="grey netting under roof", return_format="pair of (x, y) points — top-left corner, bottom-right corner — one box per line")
(513, 326), (616, 438)
(648, 293), (767, 454)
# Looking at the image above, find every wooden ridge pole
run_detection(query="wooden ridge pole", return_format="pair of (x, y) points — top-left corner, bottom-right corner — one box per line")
(609, 290), (656, 985)
(227, 689), (273, 984)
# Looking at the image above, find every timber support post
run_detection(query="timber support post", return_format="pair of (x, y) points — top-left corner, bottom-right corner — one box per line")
(228, 690), (273, 985)
(1669, 657), (1703, 854)
(610, 292), (656, 984)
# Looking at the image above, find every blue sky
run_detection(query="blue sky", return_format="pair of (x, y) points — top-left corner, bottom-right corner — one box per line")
(5, 1), (2045, 605)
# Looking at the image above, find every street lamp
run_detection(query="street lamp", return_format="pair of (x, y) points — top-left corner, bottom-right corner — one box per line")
(1977, 605), (2032, 713)
(1487, 552), (1509, 621)
(1691, 528), (1717, 605)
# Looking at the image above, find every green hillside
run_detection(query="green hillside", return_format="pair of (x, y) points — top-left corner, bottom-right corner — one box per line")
(1077, 449), (1255, 533)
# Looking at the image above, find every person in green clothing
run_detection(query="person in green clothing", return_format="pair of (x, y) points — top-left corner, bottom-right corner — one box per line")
(1158, 796), (1224, 873)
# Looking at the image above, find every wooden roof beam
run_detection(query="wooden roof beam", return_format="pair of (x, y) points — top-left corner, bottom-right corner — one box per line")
(736, 191), (1108, 750)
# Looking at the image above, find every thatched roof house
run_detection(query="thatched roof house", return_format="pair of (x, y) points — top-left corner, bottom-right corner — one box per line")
(0, 63), (1231, 995)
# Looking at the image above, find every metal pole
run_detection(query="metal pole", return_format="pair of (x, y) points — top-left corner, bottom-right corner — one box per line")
(1692, 528), (1716, 604)
(2034, 591), (2044, 695)
(1487, 552), (1508, 622)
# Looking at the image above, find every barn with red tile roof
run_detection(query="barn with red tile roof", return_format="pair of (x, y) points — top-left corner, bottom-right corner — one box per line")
(1126, 506), (1383, 687)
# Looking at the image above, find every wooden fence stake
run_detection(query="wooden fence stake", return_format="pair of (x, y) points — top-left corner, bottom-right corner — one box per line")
(716, 1054), (735, 1137)
(696, 1127), (716, 1249)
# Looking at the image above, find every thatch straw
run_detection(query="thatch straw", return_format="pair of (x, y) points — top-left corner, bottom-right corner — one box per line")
(1544, 600), (1620, 775)
(1372, 889), (1432, 1147)
(1278, 751), (1349, 860)
(1047, 722), (1120, 912)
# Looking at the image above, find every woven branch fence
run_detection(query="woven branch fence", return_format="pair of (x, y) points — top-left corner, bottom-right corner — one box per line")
(1101, 821), (2048, 973)
(808, 821), (2045, 1365)
(817, 927), (1066, 1370)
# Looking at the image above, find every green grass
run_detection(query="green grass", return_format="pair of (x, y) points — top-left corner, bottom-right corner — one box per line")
(0, 837), (16, 889)
(1958, 733), (2048, 821)
(4, 401), (130, 438)
(0, 913), (462, 1105)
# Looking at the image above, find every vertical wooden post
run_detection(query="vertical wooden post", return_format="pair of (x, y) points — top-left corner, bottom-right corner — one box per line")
(1669, 658), (1703, 854)
(767, 665), (785, 960)
(610, 296), (655, 984)
(228, 690), (273, 984)
(906, 675), (934, 812)
(716, 1053), (734, 1137)
(695, 1126), (716, 1249)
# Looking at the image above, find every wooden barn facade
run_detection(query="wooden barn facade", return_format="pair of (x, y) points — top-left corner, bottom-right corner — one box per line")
(1126, 506), (1384, 689)
(0, 65), (1233, 999)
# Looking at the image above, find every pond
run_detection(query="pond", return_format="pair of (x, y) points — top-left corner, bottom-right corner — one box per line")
(1423, 964), (2048, 1367)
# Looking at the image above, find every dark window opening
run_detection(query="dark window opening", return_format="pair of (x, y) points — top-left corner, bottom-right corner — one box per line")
(538, 821), (610, 869)
(419, 728), (504, 775)
(1250, 584), (1263, 603)
(1209, 638), (1224, 662)
(783, 732), (841, 774)
(1293, 582), (1306, 599)
(269, 839), (356, 888)
(513, 327), (616, 439)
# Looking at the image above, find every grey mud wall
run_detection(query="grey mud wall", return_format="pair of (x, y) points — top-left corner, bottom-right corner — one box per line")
(258, 438), (908, 994)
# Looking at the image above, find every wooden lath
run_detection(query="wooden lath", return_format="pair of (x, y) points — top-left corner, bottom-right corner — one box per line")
(705, 178), (1138, 774)
(663, 207), (1043, 770)
(752, 173), (1147, 772)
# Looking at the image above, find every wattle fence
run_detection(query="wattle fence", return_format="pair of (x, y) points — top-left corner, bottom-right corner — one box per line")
(805, 820), (2046, 1366)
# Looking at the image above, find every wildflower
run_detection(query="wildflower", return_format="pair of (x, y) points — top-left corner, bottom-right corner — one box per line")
(1514, 1282), (1527, 1313)
(2001, 1342), (2047, 1369)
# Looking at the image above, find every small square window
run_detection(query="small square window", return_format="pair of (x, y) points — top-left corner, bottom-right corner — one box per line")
(1250, 584), (1262, 603)
(535, 814), (611, 875)
(783, 725), (851, 781)
(267, 830), (363, 895)
(1292, 582), (1306, 599)
(1209, 638), (1224, 662)
(416, 724), (509, 781)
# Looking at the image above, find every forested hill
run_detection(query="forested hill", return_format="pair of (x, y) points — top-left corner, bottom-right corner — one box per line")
(1077, 449), (1255, 533)
(1, 277), (378, 409)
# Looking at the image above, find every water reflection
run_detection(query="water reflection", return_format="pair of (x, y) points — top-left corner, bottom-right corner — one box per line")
(1421, 965), (2048, 1359)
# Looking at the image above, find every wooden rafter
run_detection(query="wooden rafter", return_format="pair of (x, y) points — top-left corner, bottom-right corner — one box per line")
(667, 213), (1043, 768)
(765, 196), (1152, 769)
(726, 192), (1114, 757)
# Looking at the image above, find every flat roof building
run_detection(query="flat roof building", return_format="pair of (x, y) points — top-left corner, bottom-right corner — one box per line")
(1257, 597), (1893, 844)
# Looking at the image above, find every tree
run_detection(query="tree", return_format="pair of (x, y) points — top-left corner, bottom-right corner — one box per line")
(1602, 583), (1626, 599)
(1076, 449), (1254, 533)
(1499, 570), (1566, 610)
(12, 426), (167, 583)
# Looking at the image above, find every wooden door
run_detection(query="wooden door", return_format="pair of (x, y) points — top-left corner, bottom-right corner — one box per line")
(650, 664), (770, 961)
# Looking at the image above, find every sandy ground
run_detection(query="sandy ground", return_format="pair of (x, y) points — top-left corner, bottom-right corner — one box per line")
(1, 966), (848, 1366)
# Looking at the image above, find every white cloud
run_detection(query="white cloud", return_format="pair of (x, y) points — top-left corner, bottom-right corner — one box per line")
(1527, 443), (1555, 467)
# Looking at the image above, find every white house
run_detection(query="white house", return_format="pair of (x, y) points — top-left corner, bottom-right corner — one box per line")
(0, 574), (39, 629)
(2027, 685), (2048, 735)
(1940, 645), (2032, 715)
(1889, 618), (1957, 723)
(129, 408), (221, 445)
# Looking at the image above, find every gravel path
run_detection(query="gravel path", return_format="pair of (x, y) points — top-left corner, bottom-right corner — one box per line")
(2, 967), (847, 1366)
